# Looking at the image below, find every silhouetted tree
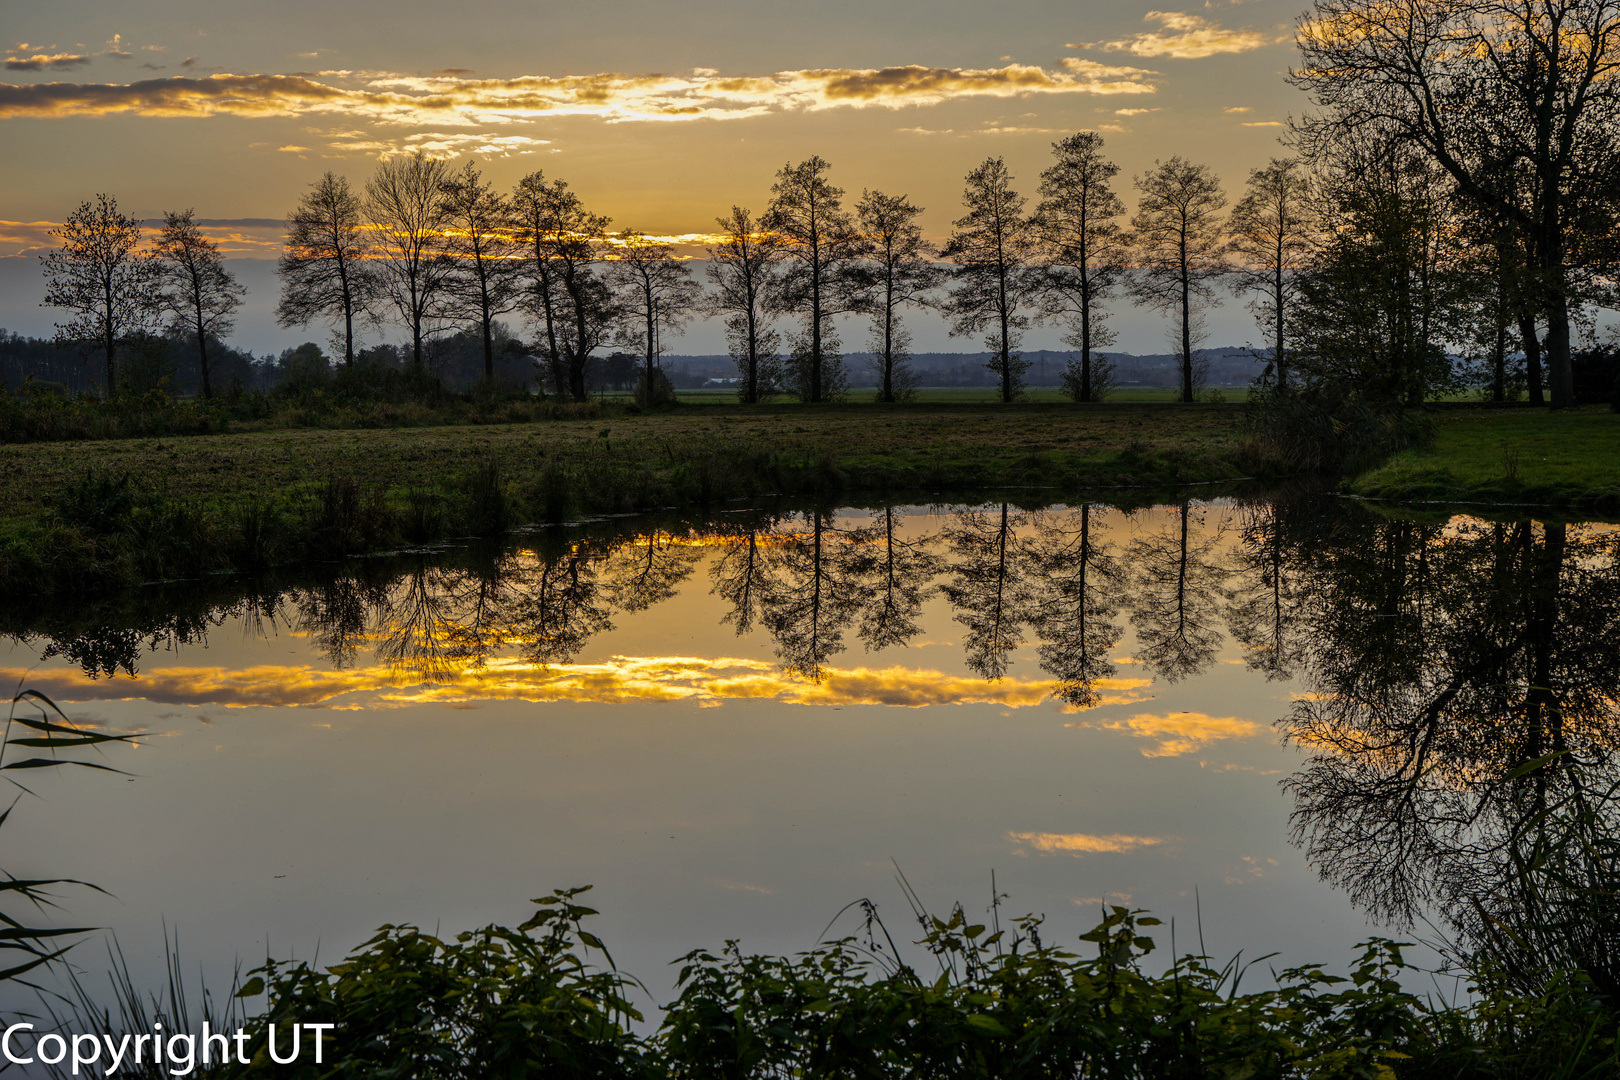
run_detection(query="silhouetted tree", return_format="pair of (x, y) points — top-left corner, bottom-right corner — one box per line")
(366, 154), (456, 372)
(1035, 133), (1129, 402)
(152, 209), (245, 400)
(942, 158), (1042, 403)
(847, 506), (941, 651)
(40, 193), (158, 396)
(1223, 501), (1308, 680)
(510, 171), (618, 401)
(276, 172), (374, 368)
(761, 510), (870, 679)
(440, 160), (522, 382)
(705, 207), (783, 403)
(855, 190), (943, 403)
(1226, 158), (1314, 390)
(1131, 158), (1227, 403)
(764, 156), (867, 403)
(608, 231), (701, 405)
(1291, 0), (1620, 409)
(605, 529), (702, 612)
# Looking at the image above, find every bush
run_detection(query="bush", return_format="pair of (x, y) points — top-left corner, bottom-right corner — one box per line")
(1240, 384), (1434, 476)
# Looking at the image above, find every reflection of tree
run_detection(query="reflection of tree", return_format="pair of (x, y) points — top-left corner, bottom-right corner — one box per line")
(1029, 505), (1123, 707)
(1126, 502), (1228, 682)
(847, 507), (940, 653)
(604, 529), (701, 613)
(374, 560), (471, 683)
(503, 538), (615, 667)
(294, 569), (391, 670)
(1280, 517), (1620, 936)
(710, 515), (776, 637)
(1223, 502), (1309, 680)
(760, 510), (871, 679)
(941, 504), (1034, 680)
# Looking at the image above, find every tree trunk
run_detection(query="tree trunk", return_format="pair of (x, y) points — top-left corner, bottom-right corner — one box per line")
(1519, 311), (1544, 406)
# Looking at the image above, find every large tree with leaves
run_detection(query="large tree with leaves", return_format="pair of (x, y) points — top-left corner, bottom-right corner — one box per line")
(440, 160), (523, 383)
(1034, 132), (1130, 402)
(276, 172), (374, 368)
(705, 207), (784, 403)
(1290, 0), (1620, 409)
(39, 193), (157, 397)
(152, 209), (245, 400)
(365, 153), (456, 372)
(763, 156), (866, 403)
(1131, 157), (1228, 403)
(942, 157), (1042, 403)
(1226, 158), (1315, 390)
(855, 190), (943, 403)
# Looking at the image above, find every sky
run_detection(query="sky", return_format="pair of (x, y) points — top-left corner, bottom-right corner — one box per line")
(0, 0), (1313, 354)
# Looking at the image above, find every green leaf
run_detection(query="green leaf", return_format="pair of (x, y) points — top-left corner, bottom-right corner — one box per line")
(965, 1014), (1009, 1038)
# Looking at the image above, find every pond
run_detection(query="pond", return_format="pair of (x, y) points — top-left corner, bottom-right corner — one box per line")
(2, 494), (1615, 1014)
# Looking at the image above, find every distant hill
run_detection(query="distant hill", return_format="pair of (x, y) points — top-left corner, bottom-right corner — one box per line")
(660, 348), (1266, 389)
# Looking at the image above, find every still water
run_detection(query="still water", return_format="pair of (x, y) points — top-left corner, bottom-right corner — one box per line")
(2, 496), (1613, 1011)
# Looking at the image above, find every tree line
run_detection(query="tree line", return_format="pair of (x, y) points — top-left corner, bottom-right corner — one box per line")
(34, 0), (1620, 410)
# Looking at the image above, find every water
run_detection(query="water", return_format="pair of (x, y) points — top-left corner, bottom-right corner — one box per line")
(2, 496), (1614, 1014)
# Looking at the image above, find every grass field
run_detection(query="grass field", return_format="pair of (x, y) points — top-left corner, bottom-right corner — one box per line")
(1349, 405), (1620, 509)
(0, 401), (1252, 521)
(642, 385), (1243, 406)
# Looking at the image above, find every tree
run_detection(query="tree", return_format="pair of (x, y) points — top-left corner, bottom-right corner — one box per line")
(1226, 158), (1314, 390)
(1035, 133), (1130, 402)
(276, 172), (373, 368)
(152, 209), (245, 400)
(439, 160), (523, 383)
(855, 190), (943, 403)
(941, 504), (1035, 679)
(366, 153), (456, 373)
(1127, 502), (1229, 682)
(942, 157), (1042, 403)
(705, 207), (783, 403)
(39, 193), (157, 396)
(607, 231), (701, 406)
(1290, 0), (1620, 409)
(763, 156), (866, 403)
(1131, 157), (1228, 403)
(510, 171), (618, 402)
(1030, 505), (1123, 707)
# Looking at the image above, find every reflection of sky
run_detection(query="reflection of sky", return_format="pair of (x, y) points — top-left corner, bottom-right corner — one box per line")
(0, 505), (1383, 1016)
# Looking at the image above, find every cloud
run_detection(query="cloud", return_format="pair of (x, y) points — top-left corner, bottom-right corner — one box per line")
(1241, 120), (1284, 127)
(1114, 107), (1160, 116)
(0, 217), (287, 257)
(0, 657), (1154, 712)
(0, 59), (1158, 127)
(5, 51), (92, 71)
(103, 34), (133, 60)
(1068, 710), (1261, 757)
(326, 130), (551, 158)
(433, 68), (473, 77)
(1224, 105), (1252, 112)
(1080, 11), (1276, 59)
(1008, 832), (1164, 856)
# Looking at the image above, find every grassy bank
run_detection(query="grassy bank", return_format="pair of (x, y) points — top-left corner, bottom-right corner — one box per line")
(1348, 406), (1620, 511)
(0, 403), (1252, 595)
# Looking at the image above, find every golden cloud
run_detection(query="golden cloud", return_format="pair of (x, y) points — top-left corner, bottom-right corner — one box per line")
(1081, 12), (1276, 59)
(0, 658), (1154, 712)
(1008, 831), (1164, 855)
(1069, 710), (1261, 757)
(0, 59), (1158, 129)
(5, 52), (92, 71)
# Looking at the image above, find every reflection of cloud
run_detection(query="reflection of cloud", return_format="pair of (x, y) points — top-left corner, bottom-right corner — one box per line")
(0, 659), (1153, 712)
(0, 60), (1157, 127)
(1068, 711), (1260, 757)
(1079, 12), (1275, 59)
(1009, 832), (1164, 855)
(5, 52), (92, 71)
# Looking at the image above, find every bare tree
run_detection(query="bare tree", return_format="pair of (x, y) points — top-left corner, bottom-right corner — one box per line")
(855, 190), (943, 403)
(39, 193), (157, 396)
(942, 157), (1042, 404)
(510, 170), (617, 401)
(1290, 0), (1620, 409)
(152, 209), (245, 400)
(607, 231), (701, 405)
(439, 160), (522, 383)
(1131, 157), (1228, 403)
(705, 206), (783, 403)
(763, 156), (867, 402)
(276, 172), (373, 368)
(1034, 132), (1130, 402)
(365, 153), (456, 373)
(1226, 158), (1315, 391)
